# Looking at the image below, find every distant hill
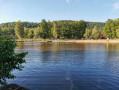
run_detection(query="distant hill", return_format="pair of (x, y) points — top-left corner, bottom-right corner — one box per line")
(0, 22), (40, 28)
(86, 22), (105, 31)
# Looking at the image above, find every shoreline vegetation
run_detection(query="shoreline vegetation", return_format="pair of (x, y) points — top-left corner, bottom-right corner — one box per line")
(1, 18), (119, 42)
(16, 39), (119, 43)
(0, 35), (28, 89)
(0, 20), (106, 41)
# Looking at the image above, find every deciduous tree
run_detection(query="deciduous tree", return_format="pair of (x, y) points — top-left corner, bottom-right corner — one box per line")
(39, 19), (48, 39)
(15, 21), (24, 39)
(52, 22), (58, 39)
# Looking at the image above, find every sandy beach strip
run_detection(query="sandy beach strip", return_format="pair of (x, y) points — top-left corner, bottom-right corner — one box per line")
(67, 40), (119, 43)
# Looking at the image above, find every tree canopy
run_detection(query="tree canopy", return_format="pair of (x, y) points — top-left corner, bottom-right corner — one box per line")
(92, 26), (100, 39)
(102, 18), (119, 39)
(0, 34), (27, 85)
(3, 18), (119, 39)
(15, 21), (24, 39)
(83, 28), (91, 39)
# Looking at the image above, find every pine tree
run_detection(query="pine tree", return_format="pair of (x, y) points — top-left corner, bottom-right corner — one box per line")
(92, 26), (100, 39)
(83, 28), (91, 39)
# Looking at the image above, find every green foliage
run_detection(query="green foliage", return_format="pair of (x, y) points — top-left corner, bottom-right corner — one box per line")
(15, 21), (24, 39)
(27, 29), (34, 39)
(116, 29), (119, 38)
(39, 19), (49, 39)
(52, 22), (58, 39)
(24, 28), (39, 39)
(0, 20), (108, 39)
(61, 22), (71, 39)
(34, 28), (40, 39)
(47, 21), (52, 39)
(86, 22), (105, 31)
(103, 19), (113, 38)
(51, 20), (87, 39)
(79, 20), (87, 38)
(92, 26), (100, 39)
(102, 19), (119, 39)
(0, 35), (28, 85)
(83, 28), (91, 39)
(0, 22), (39, 29)
(70, 21), (85, 39)
(24, 27), (29, 38)
(0, 20), (103, 39)
(1, 27), (15, 35)
(0, 28), (2, 33)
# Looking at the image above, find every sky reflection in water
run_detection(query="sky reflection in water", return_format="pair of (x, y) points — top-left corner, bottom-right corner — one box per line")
(7, 42), (119, 90)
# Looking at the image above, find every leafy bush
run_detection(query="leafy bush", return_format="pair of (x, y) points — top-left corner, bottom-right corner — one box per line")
(0, 34), (28, 85)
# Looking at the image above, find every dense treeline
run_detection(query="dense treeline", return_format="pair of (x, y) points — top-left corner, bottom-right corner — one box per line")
(2, 18), (119, 39)
(13, 20), (87, 39)
(86, 22), (105, 31)
(0, 19), (107, 39)
(102, 18), (119, 39)
(0, 20), (105, 31)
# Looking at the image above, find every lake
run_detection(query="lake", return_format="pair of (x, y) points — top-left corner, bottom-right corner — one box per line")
(7, 42), (119, 90)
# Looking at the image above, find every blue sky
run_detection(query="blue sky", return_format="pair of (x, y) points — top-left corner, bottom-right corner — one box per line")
(0, 0), (119, 23)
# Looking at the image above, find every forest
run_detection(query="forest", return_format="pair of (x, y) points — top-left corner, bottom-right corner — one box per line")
(0, 18), (119, 39)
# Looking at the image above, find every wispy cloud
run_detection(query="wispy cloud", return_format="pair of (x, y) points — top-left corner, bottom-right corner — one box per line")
(66, 0), (70, 3)
(65, 0), (79, 4)
(112, 2), (119, 11)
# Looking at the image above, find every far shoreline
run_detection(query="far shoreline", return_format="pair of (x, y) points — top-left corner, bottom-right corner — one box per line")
(16, 39), (119, 43)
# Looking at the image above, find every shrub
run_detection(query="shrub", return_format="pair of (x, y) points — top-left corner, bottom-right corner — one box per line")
(0, 34), (28, 85)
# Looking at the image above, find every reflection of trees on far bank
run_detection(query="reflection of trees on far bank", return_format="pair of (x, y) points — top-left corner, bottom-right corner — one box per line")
(104, 43), (119, 61)
(39, 43), (87, 66)
(16, 42), (119, 68)
(40, 42), (88, 52)
(103, 43), (119, 76)
(105, 43), (119, 52)
(17, 42), (24, 49)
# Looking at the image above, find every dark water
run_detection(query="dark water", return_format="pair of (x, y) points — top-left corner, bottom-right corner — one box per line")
(7, 42), (119, 90)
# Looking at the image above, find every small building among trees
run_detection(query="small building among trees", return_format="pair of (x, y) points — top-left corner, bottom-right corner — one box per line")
(99, 34), (106, 39)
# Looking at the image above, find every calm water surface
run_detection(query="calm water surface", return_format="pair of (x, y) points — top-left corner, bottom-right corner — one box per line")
(7, 42), (119, 90)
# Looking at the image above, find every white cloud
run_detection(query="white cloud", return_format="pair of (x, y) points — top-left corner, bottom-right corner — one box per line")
(113, 2), (119, 11)
(66, 0), (70, 3)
